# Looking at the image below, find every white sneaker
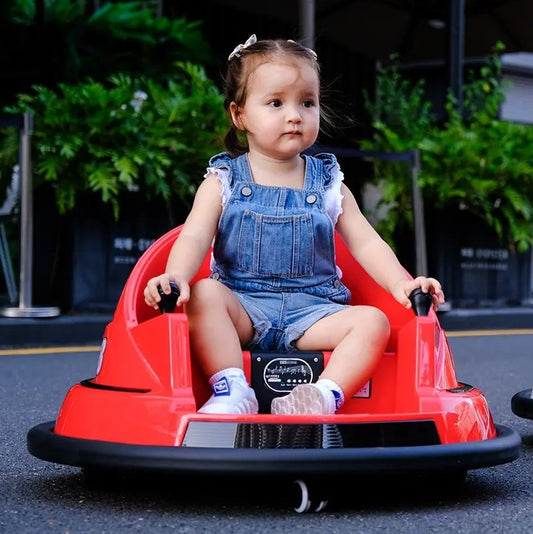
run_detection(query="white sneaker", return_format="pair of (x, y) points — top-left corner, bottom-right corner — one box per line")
(198, 377), (259, 414)
(271, 383), (336, 415)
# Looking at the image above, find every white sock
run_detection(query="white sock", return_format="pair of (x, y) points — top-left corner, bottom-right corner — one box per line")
(315, 378), (345, 411)
(208, 368), (247, 389)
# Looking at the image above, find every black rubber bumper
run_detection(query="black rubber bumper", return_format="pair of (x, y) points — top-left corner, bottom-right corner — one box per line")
(27, 421), (521, 477)
(511, 389), (533, 420)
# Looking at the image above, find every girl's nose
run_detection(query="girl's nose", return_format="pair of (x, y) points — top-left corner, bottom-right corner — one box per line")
(286, 106), (302, 122)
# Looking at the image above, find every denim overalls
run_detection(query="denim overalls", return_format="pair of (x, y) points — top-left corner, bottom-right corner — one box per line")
(208, 151), (351, 351)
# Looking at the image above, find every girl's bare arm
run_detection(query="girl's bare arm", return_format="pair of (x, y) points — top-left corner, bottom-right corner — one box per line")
(144, 174), (222, 308)
(336, 184), (444, 309)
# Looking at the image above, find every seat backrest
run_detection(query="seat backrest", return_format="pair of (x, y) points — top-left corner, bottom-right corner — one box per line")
(0, 165), (20, 217)
(333, 233), (413, 332)
(121, 225), (414, 333)
(120, 226), (210, 326)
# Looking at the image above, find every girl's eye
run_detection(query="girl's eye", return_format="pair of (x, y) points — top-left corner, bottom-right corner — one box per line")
(303, 100), (314, 108)
(268, 99), (282, 108)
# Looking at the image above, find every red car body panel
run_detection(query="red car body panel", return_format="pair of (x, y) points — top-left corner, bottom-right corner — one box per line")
(54, 226), (494, 445)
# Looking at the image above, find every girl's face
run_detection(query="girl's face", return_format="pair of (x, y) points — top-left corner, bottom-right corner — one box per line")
(230, 59), (320, 160)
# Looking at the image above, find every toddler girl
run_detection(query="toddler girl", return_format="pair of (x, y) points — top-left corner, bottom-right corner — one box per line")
(144, 34), (445, 415)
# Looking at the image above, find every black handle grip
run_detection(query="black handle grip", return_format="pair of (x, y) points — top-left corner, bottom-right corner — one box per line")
(157, 282), (180, 314)
(409, 288), (433, 316)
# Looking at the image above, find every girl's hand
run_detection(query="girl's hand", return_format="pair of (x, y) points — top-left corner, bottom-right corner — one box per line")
(144, 274), (190, 310)
(390, 276), (445, 311)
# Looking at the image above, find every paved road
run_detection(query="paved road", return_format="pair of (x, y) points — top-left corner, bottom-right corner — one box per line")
(1, 332), (532, 533)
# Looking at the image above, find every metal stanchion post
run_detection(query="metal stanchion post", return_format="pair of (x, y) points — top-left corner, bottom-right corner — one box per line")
(1, 113), (60, 318)
(410, 149), (428, 277)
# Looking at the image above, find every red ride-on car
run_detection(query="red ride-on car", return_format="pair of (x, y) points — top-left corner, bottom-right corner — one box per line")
(512, 388), (533, 421)
(27, 225), (521, 512)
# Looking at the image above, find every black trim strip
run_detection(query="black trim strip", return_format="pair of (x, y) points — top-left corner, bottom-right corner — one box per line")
(80, 379), (151, 394)
(447, 383), (475, 393)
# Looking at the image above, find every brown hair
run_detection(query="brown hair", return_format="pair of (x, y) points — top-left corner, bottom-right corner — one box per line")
(222, 37), (333, 157)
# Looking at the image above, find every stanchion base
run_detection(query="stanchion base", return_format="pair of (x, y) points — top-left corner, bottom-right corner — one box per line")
(0, 306), (61, 318)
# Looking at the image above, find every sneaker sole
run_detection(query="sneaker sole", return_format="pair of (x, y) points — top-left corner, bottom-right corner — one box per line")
(271, 384), (329, 415)
(198, 389), (259, 415)
(198, 399), (258, 414)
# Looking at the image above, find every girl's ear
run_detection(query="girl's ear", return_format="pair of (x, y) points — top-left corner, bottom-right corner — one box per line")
(229, 102), (245, 130)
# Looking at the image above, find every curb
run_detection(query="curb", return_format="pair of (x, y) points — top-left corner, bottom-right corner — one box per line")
(1, 308), (532, 349)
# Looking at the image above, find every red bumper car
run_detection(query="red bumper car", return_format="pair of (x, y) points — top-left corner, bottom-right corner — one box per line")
(512, 388), (533, 420)
(27, 225), (521, 509)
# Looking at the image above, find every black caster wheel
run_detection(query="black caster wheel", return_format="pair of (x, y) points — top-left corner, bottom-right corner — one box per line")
(291, 479), (329, 513)
(511, 388), (533, 420)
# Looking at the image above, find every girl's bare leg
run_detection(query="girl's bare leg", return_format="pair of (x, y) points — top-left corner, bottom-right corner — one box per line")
(295, 305), (390, 396)
(186, 278), (258, 414)
(270, 305), (390, 414)
(185, 278), (254, 377)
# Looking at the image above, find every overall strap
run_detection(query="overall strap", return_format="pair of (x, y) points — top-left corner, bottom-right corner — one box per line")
(302, 153), (329, 191)
(232, 153), (254, 184)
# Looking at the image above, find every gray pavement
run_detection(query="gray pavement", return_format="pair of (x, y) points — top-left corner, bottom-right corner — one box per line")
(1, 333), (532, 532)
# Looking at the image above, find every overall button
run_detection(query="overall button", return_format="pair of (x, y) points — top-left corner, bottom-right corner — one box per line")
(241, 186), (252, 197)
(306, 194), (317, 204)
(212, 272), (220, 280)
(333, 279), (340, 288)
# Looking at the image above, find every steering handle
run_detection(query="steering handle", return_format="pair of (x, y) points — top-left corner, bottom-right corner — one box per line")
(409, 288), (433, 316)
(157, 282), (180, 313)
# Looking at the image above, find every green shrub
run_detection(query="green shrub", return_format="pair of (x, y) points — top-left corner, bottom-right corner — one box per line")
(360, 44), (533, 253)
(2, 0), (211, 88)
(1, 62), (227, 219)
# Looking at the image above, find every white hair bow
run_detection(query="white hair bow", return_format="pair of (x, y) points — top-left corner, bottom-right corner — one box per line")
(228, 34), (257, 61)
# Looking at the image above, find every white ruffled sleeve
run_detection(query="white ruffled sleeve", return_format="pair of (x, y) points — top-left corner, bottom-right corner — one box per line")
(323, 164), (344, 225)
(204, 166), (231, 208)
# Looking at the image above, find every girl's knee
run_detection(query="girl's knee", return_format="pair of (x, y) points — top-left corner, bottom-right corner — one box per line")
(188, 278), (226, 312)
(190, 278), (219, 297)
(358, 306), (390, 339)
